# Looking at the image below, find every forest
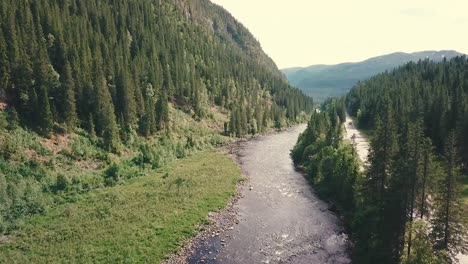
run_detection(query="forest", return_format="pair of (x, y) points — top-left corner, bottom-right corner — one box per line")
(293, 57), (468, 264)
(0, 0), (314, 244)
(346, 57), (468, 263)
(0, 0), (313, 148)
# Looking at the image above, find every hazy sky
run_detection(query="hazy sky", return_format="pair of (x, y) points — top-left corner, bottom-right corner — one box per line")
(210, 0), (468, 69)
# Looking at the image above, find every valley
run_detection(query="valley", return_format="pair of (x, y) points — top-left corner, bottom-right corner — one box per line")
(0, 0), (467, 263)
(283, 50), (464, 102)
(186, 125), (349, 264)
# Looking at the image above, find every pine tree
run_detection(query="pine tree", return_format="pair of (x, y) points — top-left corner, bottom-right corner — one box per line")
(36, 87), (53, 136)
(88, 113), (96, 140)
(431, 132), (467, 262)
(419, 138), (434, 219)
(0, 30), (10, 93)
(405, 120), (425, 258)
(93, 73), (119, 151)
(61, 63), (77, 130)
(229, 106), (238, 136)
(155, 91), (169, 132)
(116, 69), (137, 128)
(366, 101), (399, 203)
(139, 84), (156, 136)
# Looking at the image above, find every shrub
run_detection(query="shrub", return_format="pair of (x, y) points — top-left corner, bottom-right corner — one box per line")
(175, 143), (186, 158)
(0, 215), (6, 234)
(104, 163), (120, 187)
(55, 174), (69, 192)
(6, 108), (19, 131)
(16, 160), (47, 182)
(0, 113), (7, 130)
(53, 123), (67, 135)
(69, 176), (83, 193)
(0, 137), (16, 160)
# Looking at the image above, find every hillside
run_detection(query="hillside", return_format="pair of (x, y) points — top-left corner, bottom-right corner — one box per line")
(283, 50), (463, 102)
(346, 57), (468, 262)
(293, 57), (468, 263)
(0, 0), (313, 261)
(0, 0), (313, 145)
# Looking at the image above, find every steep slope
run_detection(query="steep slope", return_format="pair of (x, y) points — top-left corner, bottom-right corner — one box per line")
(347, 57), (468, 262)
(0, 0), (313, 260)
(174, 0), (284, 80)
(0, 0), (313, 147)
(283, 50), (463, 102)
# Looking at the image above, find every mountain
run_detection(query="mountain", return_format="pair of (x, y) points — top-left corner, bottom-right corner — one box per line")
(283, 50), (464, 102)
(0, 0), (313, 144)
(174, 0), (285, 80)
(0, 0), (313, 261)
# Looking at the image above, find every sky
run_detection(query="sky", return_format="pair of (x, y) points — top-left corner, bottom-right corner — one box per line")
(210, 0), (468, 69)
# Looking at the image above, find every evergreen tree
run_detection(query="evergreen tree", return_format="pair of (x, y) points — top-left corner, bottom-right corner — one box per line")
(366, 100), (398, 203)
(431, 133), (467, 262)
(0, 30), (10, 93)
(93, 73), (119, 151)
(155, 91), (169, 132)
(115, 69), (137, 128)
(419, 138), (434, 219)
(36, 87), (53, 136)
(61, 62), (77, 130)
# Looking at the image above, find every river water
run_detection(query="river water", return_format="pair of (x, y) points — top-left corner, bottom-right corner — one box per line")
(188, 125), (350, 263)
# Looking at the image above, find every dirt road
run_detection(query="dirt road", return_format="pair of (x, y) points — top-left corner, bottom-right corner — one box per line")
(343, 114), (369, 166)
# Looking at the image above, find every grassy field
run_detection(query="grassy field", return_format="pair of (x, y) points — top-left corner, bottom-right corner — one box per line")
(0, 151), (242, 263)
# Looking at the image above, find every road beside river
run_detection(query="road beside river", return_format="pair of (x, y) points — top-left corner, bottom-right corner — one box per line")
(343, 115), (468, 264)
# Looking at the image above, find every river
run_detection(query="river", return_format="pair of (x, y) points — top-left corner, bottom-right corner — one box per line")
(188, 125), (350, 264)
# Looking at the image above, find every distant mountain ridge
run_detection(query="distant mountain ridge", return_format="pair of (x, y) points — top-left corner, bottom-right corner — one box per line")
(283, 50), (465, 102)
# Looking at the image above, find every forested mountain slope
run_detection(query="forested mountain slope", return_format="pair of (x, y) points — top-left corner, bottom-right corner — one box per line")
(0, 0), (313, 149)
(0, 0), (313, 259)
(346, 57), (468, 263)
(293, 58), (468, 263)
(347, 57), (468, 170)
(283, 50), (463, 102)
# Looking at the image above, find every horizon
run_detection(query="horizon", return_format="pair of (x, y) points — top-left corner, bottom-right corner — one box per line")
(281, 49), (465, 70)
(210, 0), (468, 69)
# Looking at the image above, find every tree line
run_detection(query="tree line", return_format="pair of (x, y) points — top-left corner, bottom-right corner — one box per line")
(0, 0), (313, 151)
(291, 98), (358, 211)
(345, 57), (467, 263)
(294, 59), (468, 264)
(347, 57), (468, 172)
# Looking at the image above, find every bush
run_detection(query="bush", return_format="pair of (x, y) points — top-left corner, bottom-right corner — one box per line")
(0, 215), (6, 234)
(104, 163), (120, 187)
(53, 123), (67, 135)
(18, 160), (47, 181)
(55, 174), (69, 192)
(69, 176), (83, 193)
(8, 182), (46, 221)
(0, 113), (7, 130)
(6, 108), (19, 131)
(175, 143), (186, 159)
(0, 137), (16, 160)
